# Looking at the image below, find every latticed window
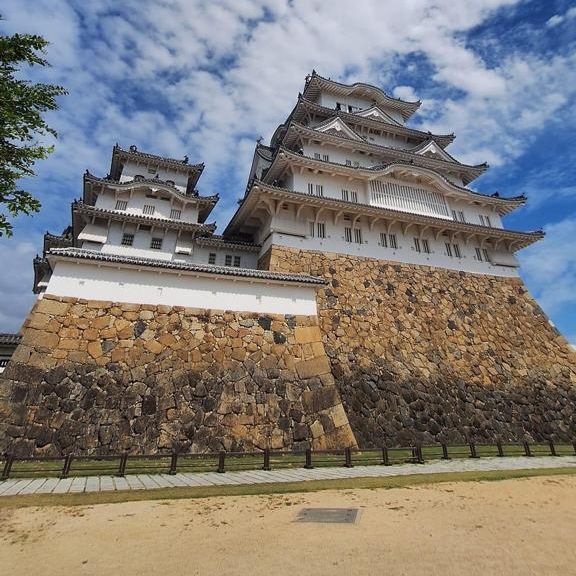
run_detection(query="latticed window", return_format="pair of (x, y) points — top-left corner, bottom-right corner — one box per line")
(225, 254), (233, 266)
(453, 244), (461, 258)
(483, 248), (490, 262)
(150, 237), (163, 250)
(115, 200), (128, 211)
(380, 232), (387, 247)
(445, 242), (453, 257)
(322, 154), (329, 162)
(341, 189), (349, 201)
(354, 228), (363, 244)
(458, 211), (466, 223)
(170, 208), (181, 220)
(413, 237), (421, 253)
(309, 221), (315, 237)
(344, 227), (352, 242)
(314, 152), (321, 160)
(233, 256), (241, 267)
(422, 239), (431, 254)
(208, 253), (216, 264)
(143, 204), (155, 215)
(315, 184), (324, 197)
(350, 190), (358, 203)
(121, 233), (134, 246)
(389, 234), (398, 249)
(317, 222), (326, 238)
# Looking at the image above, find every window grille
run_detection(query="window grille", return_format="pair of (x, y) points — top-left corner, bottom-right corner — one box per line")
(309, 221), (315, 237)
(314, 152), (321, 160)
(422, 239), (430, 254)
(452, 210), (458, 221)
(445, 243), (453, 257)
(453, 244), (461, 258)
(370, 180), (450, 218)
(115, 200), (128, 211)
(354, 228), (363, 244)
(208, 253), (216, 264)
(121, 233), (134, 246)
(307, 183), (314, 195)
(150, 237), (163, 250)
(389, 234), (398, 249)
(350, 190), (358, 203)
(458, 211), (466, 223)
(482, 248), (490, 262)
(475, 247), (483, 261)
(317, 222), (326, 238)
(345, 159), (352, 166)
(485, 216), (492, 227)
(170, 209), (181, 220)
(380, 232), (387, 247)
(344, 227), (352, 242)
(233, 256), (241, 267)
(479, 215), (485, 226)
(143, 204), (155, 215)
(225, 255), (233, 266)
(315, 184), (324, 197)
(341, 189), (349, 201)
(413, 237), (421, 252)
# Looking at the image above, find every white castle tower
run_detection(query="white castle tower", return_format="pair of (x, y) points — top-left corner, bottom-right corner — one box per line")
(226, 71), (543, 274)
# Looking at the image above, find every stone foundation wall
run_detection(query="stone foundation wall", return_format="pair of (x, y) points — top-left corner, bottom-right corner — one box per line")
(264, 246), (576, 446)
(0, 295), (356, 456)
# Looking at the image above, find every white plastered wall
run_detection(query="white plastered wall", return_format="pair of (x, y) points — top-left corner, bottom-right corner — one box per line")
(46, 261), (319, 315)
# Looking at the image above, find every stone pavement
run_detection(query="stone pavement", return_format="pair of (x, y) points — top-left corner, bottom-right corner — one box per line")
(1, 455), (575, 497)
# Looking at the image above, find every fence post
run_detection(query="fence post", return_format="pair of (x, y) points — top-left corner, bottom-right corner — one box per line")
(548, 440), (557, 457)
(117, 452), (128, 477)
(262, 449), (271, 471)
(381, 446), (390, 466)
(441, 443), (450, 460)
(416, 444), (424, 464)
(60, 454), (73, 479)
(304, 448), (313, 469)
(496, 441), (504, 457)
(169, 452), (178, 475)
(217, 451), (226, 473)
(523, 441), (532, 457)
(1, 455), (14, 481)
(344, 447), (353, 468)
(469, 442), (479, 458)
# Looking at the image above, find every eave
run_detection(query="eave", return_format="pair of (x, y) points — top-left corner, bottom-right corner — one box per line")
(264, 148), (519, 213)
(281, 123), (486, 184)
(287, 97), (455, 148)
(226, 181), (542, 252)
(72, 201), (217, 236)
(46, 248), (326, 287)
(303, 72), (421, 120)
(195, 236), (262, 253)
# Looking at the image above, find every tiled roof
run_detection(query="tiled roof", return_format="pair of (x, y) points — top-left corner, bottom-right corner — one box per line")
(113, 145), (204, 171)
(47, 248), (326, 285)
(0, 333), (22, 346)
(196, 236), (261, 252)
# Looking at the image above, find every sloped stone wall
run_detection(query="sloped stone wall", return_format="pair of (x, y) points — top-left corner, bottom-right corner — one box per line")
(264, 246), (576, 446)
(0, 295), (356, 456)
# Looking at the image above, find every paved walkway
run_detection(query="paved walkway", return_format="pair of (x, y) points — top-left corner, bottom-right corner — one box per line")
(1, 455), (574, 497)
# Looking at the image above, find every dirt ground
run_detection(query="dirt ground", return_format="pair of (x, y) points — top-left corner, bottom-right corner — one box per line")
(1, 476), (575, 576)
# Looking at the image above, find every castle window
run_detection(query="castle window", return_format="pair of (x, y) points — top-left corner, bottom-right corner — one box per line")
(344, 227), (353, 243)
(317, 222), (326, 238)
(225, 254), (233, 266)
(451, 210), (458, 221)
(389, 234), (398, 249)
(380, 232), (387, 248)
(479, 215), (485, 226)
(483, 248), (490, 262)
(453, 244), (461, 258)
(115, 200), (128, 211)
(308, 183), (314, 195)
(485, 216), (492, 227)
(350, 190), (358, 203)
(445, 242), (453, 257)
(170, 208), (182, 220)
(345, 159), (352, 166)
(314, 152), (321, 160)
(413, 237), (421, 253)
(336, 102), (342, 111)
(322, 154), (329, 162)
(308, 221), (315, 238)
(341, 189), (349, 201)
(208, 253), (216, 264)
(315, 184), (324, 197)
(143, 204), (155, 215)
(354, 228), (363, 244)
(150, 237), (163, 250)
(457, 211), (466, 223)
(121, 233), (134, 246)
(422, 239), (431, 254)
(233, 256), (241, 267)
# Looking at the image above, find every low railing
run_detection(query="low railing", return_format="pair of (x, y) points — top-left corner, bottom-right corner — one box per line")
(1, 440), (575, 481)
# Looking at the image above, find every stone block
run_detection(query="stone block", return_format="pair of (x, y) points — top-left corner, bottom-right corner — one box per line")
(295, 356), (331, 379)
(294, 325), (322, 344)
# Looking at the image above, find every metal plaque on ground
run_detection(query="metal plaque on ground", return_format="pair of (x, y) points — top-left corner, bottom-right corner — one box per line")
(295, 508), (360, 524)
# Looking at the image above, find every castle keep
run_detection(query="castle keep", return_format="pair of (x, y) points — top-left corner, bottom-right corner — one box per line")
(1, 72), (575, 456)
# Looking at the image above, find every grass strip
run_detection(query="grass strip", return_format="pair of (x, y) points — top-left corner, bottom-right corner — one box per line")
(1, 466), (575, 509)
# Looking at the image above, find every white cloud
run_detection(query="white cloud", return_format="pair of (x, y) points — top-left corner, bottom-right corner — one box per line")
(546, 6), (576, 28)
(519, 217), (576, 316)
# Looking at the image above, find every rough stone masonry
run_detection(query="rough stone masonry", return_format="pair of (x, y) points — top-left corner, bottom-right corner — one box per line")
(0, 295), (355, 456)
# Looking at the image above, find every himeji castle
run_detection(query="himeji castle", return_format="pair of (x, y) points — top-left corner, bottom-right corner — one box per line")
(1, 71), (574, 457)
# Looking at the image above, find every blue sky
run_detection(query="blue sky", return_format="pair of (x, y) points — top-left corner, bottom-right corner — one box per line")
(1, 0), (575, 346)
